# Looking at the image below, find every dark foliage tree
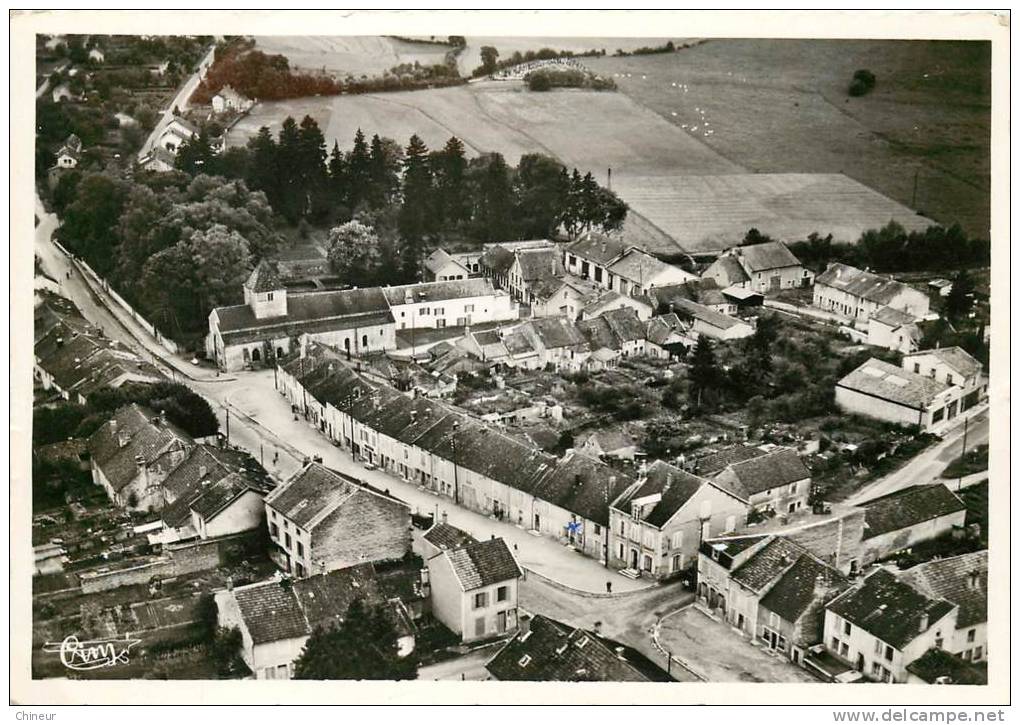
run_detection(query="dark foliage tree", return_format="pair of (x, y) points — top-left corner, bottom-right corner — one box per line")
(475, 46), (500, 77)
(398, 134), (434, 279)
(432, 136), (469, 227)
(468, 153), (515, 242)
(57, 173), (128, 276)
(741, 228), (774, 246)
(346, 128), (372, 211)
(513, 154), (569, 239)
(944, 269), (976, 321)
(326, 221), (384, 288)
(688, 334), (719, 412)
(246, 126), (280, 209)
(368, 133), (400, 209)
(293, 598), (417, 680)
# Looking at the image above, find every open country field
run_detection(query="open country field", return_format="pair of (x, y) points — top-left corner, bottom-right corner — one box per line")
(586, 38), (991, 238)
(254, 36), (452, 79)
(226, 80), (742, 254)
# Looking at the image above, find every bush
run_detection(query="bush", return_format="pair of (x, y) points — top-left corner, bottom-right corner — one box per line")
(848, 68), (876, 97)
(527, 72), (551, 92)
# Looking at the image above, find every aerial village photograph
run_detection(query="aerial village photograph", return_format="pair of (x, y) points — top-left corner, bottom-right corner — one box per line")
(11, 8), (1010, 712)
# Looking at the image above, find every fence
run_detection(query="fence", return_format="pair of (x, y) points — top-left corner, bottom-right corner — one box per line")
(72, 254), (181, 355)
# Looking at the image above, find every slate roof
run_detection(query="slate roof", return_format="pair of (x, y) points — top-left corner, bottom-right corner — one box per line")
(217, 287), (391, 330)
(531, 451), (634, 528)
(602, 307), (646, 342)
(815, 263), (916, 305)
(245, 260), (282, 293)
(232, 579), (309, 645)
(905, 648), (987, 685)
(189, 470), (271, 521)
(646, 313), (686, 346)
(480, 246), (515, 276)
(715, 447), (811, 499)
(444, 538), (522, 591)
(522, 316), (587, 350)
(382, 278), (497, 305)
(871, 305), (918, 328)
(837, 357), (950, 410)
(827, 569), (956, 650)
(577, 316), (618, 351)
(905, 347), (983, 379)
(734, 242), (802, 272)
(759, 552), (849, 624)
(899, 551), (987, 629)
(859, 483), (966, 541)
(730, 536), (807, 592)
(264, 462), (366, 530)
(485, 614), (672, 682)
(612, 460), (714, 528)
(566, 233), (629, 265)
(292, 563), (383, 631)
(693, 445), (770, 476)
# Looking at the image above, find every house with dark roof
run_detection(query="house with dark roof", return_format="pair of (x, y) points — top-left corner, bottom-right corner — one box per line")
(263, 462), (411, 578)
(672, 298), (755, 342)
(824, 568), (958, 683)
(579, 288), (655, 322)
(645, 279), (740, 318)
(216, 563), (418, 679)
(416, 519), (477, 560)
(607, 248), (697, 296)
(562, 232), (630, 289)
(644, 313), (689, 359)
(867, 305), (923, 354)
(578, 307), (648, 358)
(835, 357), (967, 433)
(516, 316), (591, 371)
(703, 242), (814, 294)
(529, 273), (600, 320)
(710, 446), (811, 515)
(696, 534), (849, 668)
(426, 536), (523, 643)
(574, 428), (637, 462)
(814, 263), (930, 324)
(858, 483), (968, 566)
(156, 444), (276, 543)
(87, 404), (195, 510)
(609, 460), (749, 578)
(156, 115), (199, 154)
(505, 245), (563, 305)
(900, 550), (987, 664)
(485, 614), (673, 682)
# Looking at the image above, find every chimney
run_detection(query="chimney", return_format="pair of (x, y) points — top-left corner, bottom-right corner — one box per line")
(56, 337), (64, 347)
(663, 472), (672, 494)
(593, 621), (602, 636)
(441, 511), (448, 524)
(519, 613), (532, 636)
(614, 646), (626, 661)
(813, 573), (828, 600)
(410, 409), (418, 424)
(918, 612), (929, 632)
(198, 465), (208, 479)
(967, 571), (981, 590)
(226, 576), (233, 591)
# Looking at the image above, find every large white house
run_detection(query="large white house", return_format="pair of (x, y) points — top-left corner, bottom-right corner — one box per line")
(813, 263), (930, 323)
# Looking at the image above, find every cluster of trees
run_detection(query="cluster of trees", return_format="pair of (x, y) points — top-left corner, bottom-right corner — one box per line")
(787, 221), (990, 274)
(293, 598), (416, 680)
(54, 170), (280, 340)
(526, 68), (617, 92)
(472, 45), (607, 78)
(190, 38), (342, 105)
(616, 40), (678, 56)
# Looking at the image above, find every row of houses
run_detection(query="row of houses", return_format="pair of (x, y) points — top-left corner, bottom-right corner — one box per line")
(34, 291), (166, 405)
(206, 260), (519, 371)
(697, 529), (987, 684)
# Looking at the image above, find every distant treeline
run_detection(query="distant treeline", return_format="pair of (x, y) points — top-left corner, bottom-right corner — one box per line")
(472, 46), (607, 78)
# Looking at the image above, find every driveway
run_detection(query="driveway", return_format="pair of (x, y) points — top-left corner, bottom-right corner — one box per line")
(656, 606), (818, 683)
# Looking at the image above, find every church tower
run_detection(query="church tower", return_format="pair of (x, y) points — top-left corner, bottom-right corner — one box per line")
(244, 259), (288, 319)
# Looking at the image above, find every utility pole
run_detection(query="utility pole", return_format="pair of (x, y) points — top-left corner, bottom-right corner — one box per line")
(225, 407), (230, 446)
(260, 443), (264, 467)
(957, 415), (969, 492)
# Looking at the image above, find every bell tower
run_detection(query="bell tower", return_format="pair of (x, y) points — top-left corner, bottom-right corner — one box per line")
(244, 259), (287, 319)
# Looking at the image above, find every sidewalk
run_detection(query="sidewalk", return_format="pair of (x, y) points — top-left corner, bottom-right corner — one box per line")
(219, 375), (649, 594)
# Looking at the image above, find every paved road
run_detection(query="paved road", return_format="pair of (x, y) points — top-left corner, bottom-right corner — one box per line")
(137, 43), (217, 161)
(845, 408), (990, 505)
(417, 645), (500, 681)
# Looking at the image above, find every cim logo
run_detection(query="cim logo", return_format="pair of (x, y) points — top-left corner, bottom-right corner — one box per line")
(42, 635), (141, 671)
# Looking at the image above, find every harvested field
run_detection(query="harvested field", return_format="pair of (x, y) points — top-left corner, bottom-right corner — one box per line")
(254, 36), (452, 79)
(586, 38), (991, 238)
(613, 172), (935, 253)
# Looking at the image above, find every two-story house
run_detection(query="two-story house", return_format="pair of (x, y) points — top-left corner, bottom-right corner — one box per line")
(606, 248), (698, 296)
(824, 568), (958, 683)
(609, 460), (749, 578)
(427, 537), (523, 643)
(263, 462), (411, 577)
(382, 278), (517, 332)
(813, 263), (930, 324)
(703, 242), (814, 294)
(710, 446), (812, 515)
(562, 233), (630, 289)
(902, 347), (987, 413)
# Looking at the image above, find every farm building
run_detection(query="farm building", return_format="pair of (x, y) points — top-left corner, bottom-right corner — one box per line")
(702, 241), (814, 294)
(671, 298), (754, 342)
(211, 84), (253, 113)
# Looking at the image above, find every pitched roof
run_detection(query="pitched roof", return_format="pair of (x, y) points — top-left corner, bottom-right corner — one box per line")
(733, 242), (802, 272)
(515, 247), (563, 282)
(730, 536), (807, 592)
(759, 552), (849, 624)
(381, 278), (498, 305)
(265, 463), (379, 530)
(521, 316), (587, 350)
(424, 248), (469, 275)
(602, 307), (646, 342)
(904, 347), (983, 379)
(87, 405), (194, 493)
(444, 538), (522, 591)
(608, 249), (692, 284)
(232, 579), (309, 645)
(815, 263), (917, 305)
(646, 313), (686, 346)
(871, 305), (918, 328)
(693, 445), (770, 476)
(245, 260), (283, 293)
(715, 447), (811, 498)
(480, 246), (515, 275)
(859, 483), (966, 540)
(531, 451), (633, 528)
(899, 551), (987, 629)
(905, 648), (987, 685)
(708, 255), (750, 286)
(837, 357), (950, 410)
(674, 298), (747, 331)
(827, 569), (956, 650)
(566, 233), (629, 265)
(292, 563), (383, 631)
(612, 460), (714, 528)
(188, 470), (270, 521)
(423, 522), (477, 551)
(485, 614), (672, 682)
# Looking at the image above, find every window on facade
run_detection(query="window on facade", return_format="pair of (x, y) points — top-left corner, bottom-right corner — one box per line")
(594, 267), (603, 283)
(435, 307), (445, 315)
(839, 642), (849, 658)
(843, 622), (852, 636)
(671, 532), (683, 550)
(295, 562), (305, 578)
(967, 629), (976, 643)
(284, 533), (291, 549)
(871, 662), (883, 678)
(874, 640), (883, 655)
(270, 523), (279, 538)
(267, 292), (274, 301)
(474, 592), (488, 609)
(593, 524), (601, 536)
(497, 586), (509, 602)
(297, 542), (304, 557)
(884, 645), (893, 661)
(465, 304), (474, 313)
(420, 307), (430, 316)
(831, 637), (839, 651)
(974, 646), (983, 660)
(947, 374), (954, 385)
(283, 520), (289, 530)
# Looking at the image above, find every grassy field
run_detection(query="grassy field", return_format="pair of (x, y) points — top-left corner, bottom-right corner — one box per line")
(586, 39), (991, 238)
(254, 36), (452, 79)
